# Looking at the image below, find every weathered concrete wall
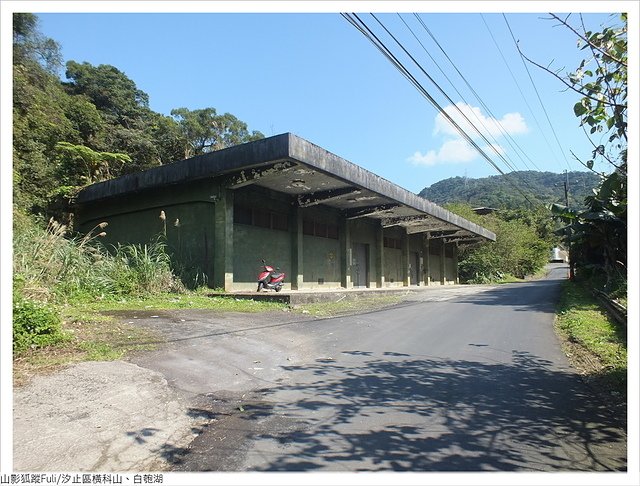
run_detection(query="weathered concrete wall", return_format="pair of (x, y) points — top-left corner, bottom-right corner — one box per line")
(383, 248), (403, 286)
(233, 224), (292, 290)
(444, 244), (458, 285)
(232, 186), (293, 290)
(301, 205), (342, 288)
(77, 180), (219, 285)
(302, 235), (340, 287)
(382, 226), (405, 287)
(349, 219), (379, 288)
(429, 243), (442, 285)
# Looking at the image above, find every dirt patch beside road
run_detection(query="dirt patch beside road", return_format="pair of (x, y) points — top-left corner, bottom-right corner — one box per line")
(12, 309), (316, 472)
(13, 361), (197, 471)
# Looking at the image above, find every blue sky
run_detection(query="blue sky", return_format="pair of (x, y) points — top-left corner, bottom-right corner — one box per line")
(28, 4), (630, 194)
(2, 2), (640, 480)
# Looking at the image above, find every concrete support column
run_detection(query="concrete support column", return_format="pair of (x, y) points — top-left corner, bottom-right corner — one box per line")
(402, 230), (410, 287)
(340, 219), (351, 288)
(376, 223), (385, 288)
(213, 188), (234, 291)
(291, 205), (304, 290)
(440, 242), (446, 285)
(423, 233), (431, 286)
(453, 242), (459, 284)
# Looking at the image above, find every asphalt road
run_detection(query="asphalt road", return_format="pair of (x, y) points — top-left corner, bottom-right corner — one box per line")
(14, 264), (626, 472)
(130, 264), (626, 472)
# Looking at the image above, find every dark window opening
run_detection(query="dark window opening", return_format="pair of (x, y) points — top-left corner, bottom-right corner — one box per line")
(254, 209), (271, 229)
(303, 219), (339, 240)
(445, 245), (454, 258)
(384, 237), (402, 249)
(234, 206), (252, 225)
(234, 206), (288, 232)
(303, 220), (315, 236)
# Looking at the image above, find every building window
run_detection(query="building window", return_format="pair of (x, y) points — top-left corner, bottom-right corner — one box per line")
(234, 206), (252, 225)
(303, 219), (339, 239)
(254, 208), (271, 229)
(234, 206), (289, 232)
(383, 236), (402, 249)
(272, 212), (288, 231)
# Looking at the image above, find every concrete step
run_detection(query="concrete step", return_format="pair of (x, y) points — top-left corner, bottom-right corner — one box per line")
(207, 285), (453, 305)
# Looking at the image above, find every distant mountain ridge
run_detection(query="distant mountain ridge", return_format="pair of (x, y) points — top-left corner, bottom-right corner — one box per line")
(418, 171), (600, 209)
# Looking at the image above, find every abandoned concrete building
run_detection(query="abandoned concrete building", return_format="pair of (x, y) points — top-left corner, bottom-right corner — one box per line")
(75, 133), (496, 291)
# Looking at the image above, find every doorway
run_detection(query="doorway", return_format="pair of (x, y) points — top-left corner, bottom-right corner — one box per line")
(352, 243), (370, 288)
(410, 252), (420, 285)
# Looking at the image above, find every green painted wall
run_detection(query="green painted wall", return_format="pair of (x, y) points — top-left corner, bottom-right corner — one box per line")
(300, 205), (341, 288)
(77, 180), (219, 285)
(302, 235), (340, 286)
(233, 224), (292, 290)
(429, 244), (442, 284)
(77, 178), (462, 290)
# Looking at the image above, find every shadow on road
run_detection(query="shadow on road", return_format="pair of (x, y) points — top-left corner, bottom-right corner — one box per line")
(239, 350), (627, 472)
(453, 279), (564, 313)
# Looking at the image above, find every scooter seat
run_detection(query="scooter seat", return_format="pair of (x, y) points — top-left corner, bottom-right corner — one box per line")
(270, 272), (283, 279)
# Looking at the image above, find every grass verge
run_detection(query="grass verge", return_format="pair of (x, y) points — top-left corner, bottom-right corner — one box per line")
(13, 291), (290, 386)
(293, 294), (408, 318)
(555, 280), (627, 404)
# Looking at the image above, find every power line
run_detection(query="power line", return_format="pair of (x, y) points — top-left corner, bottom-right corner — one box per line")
(369, 13), (538, 203)
(411, 13), (542, 173)
(479, 13), (562, 170)
(502, 13), (573, 171)
(369, 13), (516, 173)
(397, 13), (542, 198)
(342, 13), (536, 207)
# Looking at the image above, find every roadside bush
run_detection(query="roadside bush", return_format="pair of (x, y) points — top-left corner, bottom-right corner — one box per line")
(13, 211), (184, 303)
(13, 296), (67, 354)
(110, 238), (182, 295)
(447, 203), (550, 283)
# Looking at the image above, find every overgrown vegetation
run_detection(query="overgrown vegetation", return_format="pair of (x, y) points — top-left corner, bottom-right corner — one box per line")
(13, 212), (182, 303)
(11, 13), (268, 364)
(444, 203), (553, 283)
(12, 210), (178, 355)
(13, 13), (263, 221)
(555, 280), (626, 401)
(540, 14), (627, 298)
(420, 171), (599, 209)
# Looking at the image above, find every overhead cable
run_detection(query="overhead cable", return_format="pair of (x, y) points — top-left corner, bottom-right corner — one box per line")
(342, 13), (535, 206)
(502, 14), (573, 170)
(411, 13), (542, 173)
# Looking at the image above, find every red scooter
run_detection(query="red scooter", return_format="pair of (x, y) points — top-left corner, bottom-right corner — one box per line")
(257, 260), (286, 292)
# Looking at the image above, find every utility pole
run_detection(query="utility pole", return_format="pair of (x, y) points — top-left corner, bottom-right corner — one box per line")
(564, 170), (575, 280)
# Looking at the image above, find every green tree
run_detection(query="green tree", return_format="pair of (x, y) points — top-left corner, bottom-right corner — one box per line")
(13, 14), (74, 215)
(13, 13), (62, 73)
(55, 141), (131, 186)
(64, 61), (150, 128)
(62, 60), (177, 172)
(445, 203), (550, 283)
(170, 107), (264, 158)
(539, 14), (627, 287)
(13, 15), (266, 222)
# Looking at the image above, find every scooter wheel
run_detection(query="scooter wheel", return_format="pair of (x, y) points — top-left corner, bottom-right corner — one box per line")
(257, 282), (263, 292)
(275, 286), (282, 292)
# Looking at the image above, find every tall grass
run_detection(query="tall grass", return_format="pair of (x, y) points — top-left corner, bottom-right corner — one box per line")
(13, 213), (185, 354)
(13, 214), (183, 303)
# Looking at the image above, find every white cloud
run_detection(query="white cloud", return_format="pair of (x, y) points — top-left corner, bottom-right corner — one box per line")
(434, 102), (528, 140)
(410, 139), (480, 167)
(409, 103), (526, 166)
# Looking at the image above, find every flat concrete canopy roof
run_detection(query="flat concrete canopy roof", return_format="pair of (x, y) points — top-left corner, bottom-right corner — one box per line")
(77, 133), (496, 243)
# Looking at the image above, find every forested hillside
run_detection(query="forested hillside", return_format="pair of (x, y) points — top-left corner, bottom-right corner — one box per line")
(418, 171), (600, 209)
(13, 13), (264, 221)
